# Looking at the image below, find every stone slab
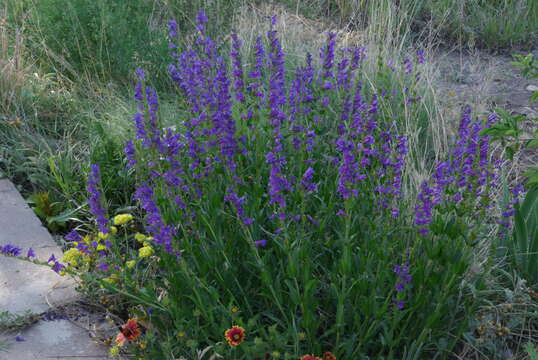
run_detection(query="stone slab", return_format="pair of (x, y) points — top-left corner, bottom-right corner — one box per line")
(0, 179), (109, 359)
(0, 179), (77, 313)
(0, 319), (108, 360)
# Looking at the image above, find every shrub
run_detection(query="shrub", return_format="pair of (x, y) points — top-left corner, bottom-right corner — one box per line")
(0, 11), (523, 360)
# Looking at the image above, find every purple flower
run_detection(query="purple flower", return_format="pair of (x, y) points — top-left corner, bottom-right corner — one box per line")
(301, 167), (317, 192)
(403, 58), (412, 75)
(51, 261), (66, 274)
(26, 248), (36, 258)
(336, 209), (348, 217)
(134, 183), (174, 253)
(393, 261), (412, 309)
(124, 140), (136, 169)
(65, 230), (81, 242)
(86, 164), (109, 234)
(196, 10), (208, 34)
(393, 299), (405, 310)
(0, 244), (22, 257)
(97, 263), (109, 272)
(168, 19), (178, 38)
(254, 239), (267, 247)
(416, 49), (425, 64)
(135, 68), (145, 81)
(247, 36), (266, 99)
(230, 34), (245, 103)
(320, 32), (336, 81)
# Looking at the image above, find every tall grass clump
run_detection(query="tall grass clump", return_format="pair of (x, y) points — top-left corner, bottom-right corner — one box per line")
(419, 0), (538, 50)
(0, 10), (525, 360)
(278, 0), (538, 50)
(15, 0), (246, 87)
(0, 7), (26, 117)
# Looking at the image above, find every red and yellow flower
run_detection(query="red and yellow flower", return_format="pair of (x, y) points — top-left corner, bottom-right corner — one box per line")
(300, 355), (321, 360)
(323, 352), (337, 360)
(115, 319), (141, 347)
(224, 325), (245, 346)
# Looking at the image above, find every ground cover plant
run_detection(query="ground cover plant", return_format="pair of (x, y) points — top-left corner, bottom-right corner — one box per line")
(1, 10), (532, 359)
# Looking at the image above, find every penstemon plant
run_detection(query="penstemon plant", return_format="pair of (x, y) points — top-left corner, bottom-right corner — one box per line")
(0, 11), (523, 360)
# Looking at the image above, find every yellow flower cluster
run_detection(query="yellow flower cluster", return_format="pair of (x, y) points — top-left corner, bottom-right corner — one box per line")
(62, 248), (82, 267)
(134, 233), (147, 242)
(113, 214), (133, 226)
(138, 245), (154, 258)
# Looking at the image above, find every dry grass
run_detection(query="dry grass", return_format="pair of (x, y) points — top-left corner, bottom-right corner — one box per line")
(0, 8), (28, 118)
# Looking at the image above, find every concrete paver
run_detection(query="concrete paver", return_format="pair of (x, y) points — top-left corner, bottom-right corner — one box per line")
(0, 179), (108, 359)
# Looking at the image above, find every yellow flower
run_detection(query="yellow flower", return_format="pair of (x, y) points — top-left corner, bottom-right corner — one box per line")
(109, 345), (120, 357)
(177, 331), (187, 338)
(83, 235), (92, 244)
(126, 260), (136, 269)
(139, 341), (147, 350)
(102, 278), (116, 284)
(113, 214), (133, 226)
(231, 306), (239, 314)
(98, 232), (109, 240)
(62, 248), (82, 267)
(134, 233), (147, 242)
(138, 246), (154, 258)
(96, 244), (107, 251)
(110, 226), (118, 235)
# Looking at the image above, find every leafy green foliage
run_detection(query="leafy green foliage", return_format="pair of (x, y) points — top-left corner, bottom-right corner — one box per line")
(508, 189), (538, 285)
(526, 342), (538, 360)
(483, 54), (538, 188)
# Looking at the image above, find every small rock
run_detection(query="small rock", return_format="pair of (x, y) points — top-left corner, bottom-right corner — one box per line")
(527, 85), (538, 92)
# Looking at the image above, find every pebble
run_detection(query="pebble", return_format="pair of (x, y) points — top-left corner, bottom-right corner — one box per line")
(527, 85), (538, 92)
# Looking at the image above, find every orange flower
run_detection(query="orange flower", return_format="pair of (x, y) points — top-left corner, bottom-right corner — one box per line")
(323, 352), (336, 360)
(224, 325), (245, 346)
(115, 319), (141, 347)
(115, 332), (127, 347)
(300, 355), (321, 360)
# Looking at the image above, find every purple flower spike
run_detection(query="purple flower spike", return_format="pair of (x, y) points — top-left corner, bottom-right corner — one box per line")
(168, 19), (178, 38)
(393, 261), (412, 309)
(230, 34), (245, 103)
(416, 49), (425, 64)
(255, 240), (267, 247)
(135, 68), (145, 81)
(196, 10), (208, 33)
(86, 164), (109, 234)
(26, 248), (36, 258)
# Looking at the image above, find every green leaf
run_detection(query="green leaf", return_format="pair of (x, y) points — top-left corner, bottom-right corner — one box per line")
(530, 91), (538, 103)
(46, 206), (80, 224)
(506, 146), (514, 160)
(527, 139), (538, 148)
(513, 210), (528, 268)
(525, 342), (538, 360)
